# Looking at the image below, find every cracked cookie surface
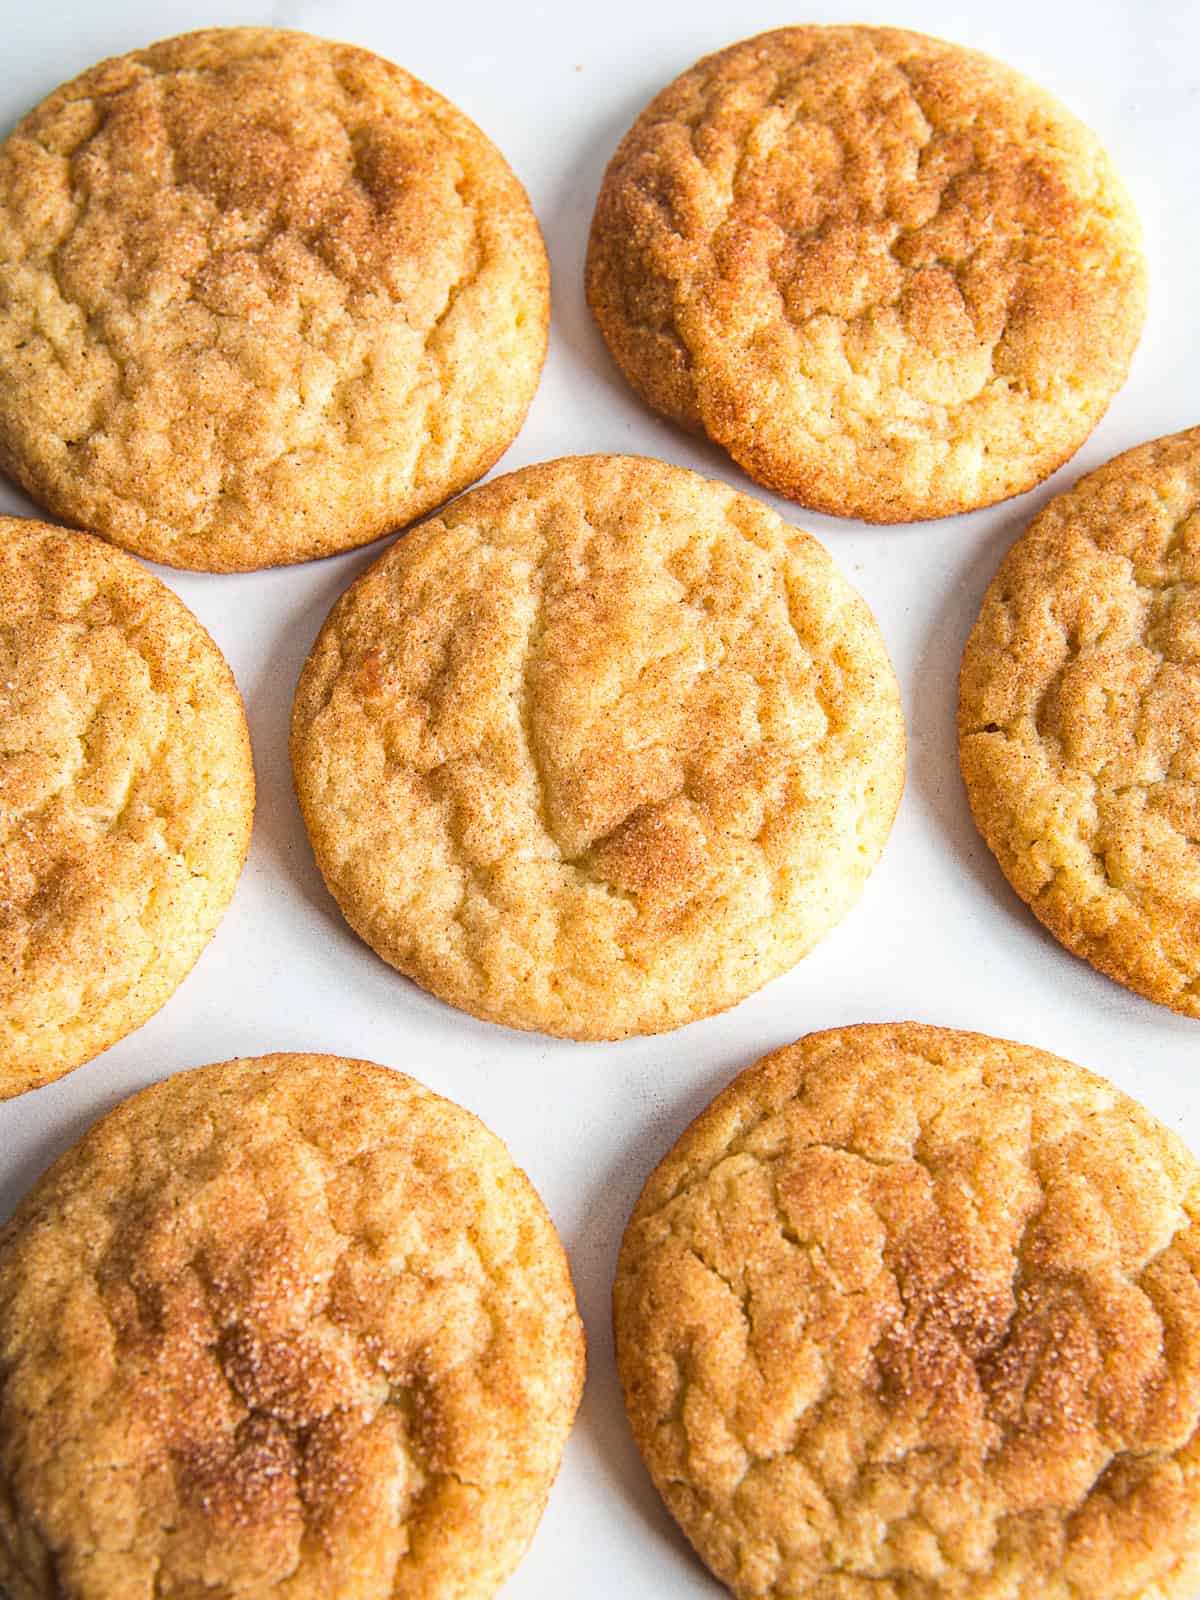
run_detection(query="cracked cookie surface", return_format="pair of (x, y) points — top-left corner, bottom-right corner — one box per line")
(615, 1021), (1200, 1599)
(0, 1052), (585, 1599)
(0, 520), (253, 1098)
(290, 455), (905, 1039)
(960, 427), (1200, 1016)
(0, 27), (548, 571)
(586, 26), (1147, 523)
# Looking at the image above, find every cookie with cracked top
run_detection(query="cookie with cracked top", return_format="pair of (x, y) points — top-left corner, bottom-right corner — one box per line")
(0, 27), (548, 571)
(290, 454), (905, 1039)
(0, 518), (254, 1099)
(0, 1052), (585, 1600)
(615, 1021), (1200, 1599)
(586, 25), (1147, 523)
(960, 427), (1200, 1015)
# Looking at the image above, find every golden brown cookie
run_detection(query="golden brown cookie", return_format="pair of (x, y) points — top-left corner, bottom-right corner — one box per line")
(587, 26), (1147, 523)
(615, 1021), (1200, 1599)
(0, 520), (254, 1098)
(0, 1053), (585, 1599)
(0, 28), (548, 571)
(290, 455), (905, 1039)
(960, 427), (1200, 1016)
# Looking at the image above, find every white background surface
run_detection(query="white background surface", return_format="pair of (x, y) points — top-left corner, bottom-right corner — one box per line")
(1, 0), (1198, 1593)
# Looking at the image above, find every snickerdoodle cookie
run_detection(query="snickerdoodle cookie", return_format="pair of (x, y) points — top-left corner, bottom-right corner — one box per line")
(615, 1021), (1200, 1599)
(587, 26), (1147, 523)
(0, 28), (548, 571)
(960, 427), (1200, 1016)
(0, 521), (253, 1098)
(0, 1053), (584, 1599)
(290, 455), (905, 1039)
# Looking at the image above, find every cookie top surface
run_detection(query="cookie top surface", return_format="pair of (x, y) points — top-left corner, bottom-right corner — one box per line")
(960, 427), (1200, 1016)
(615, 1021), (1200, 1599)
(586, 25), (1147, 523)
(290, 454), (905, 1039)
(0, 520), (254, 1098)
(0, 1053), (584, 1600)
(0, 27), (548, 570)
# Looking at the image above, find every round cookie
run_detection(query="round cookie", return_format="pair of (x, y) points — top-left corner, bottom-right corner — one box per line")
(960, 427), (1200, 1016)
(0, 520), (254, 1097)
(586, 26), (1147, 523)
(615, 1021), (1200, 1599)
(0, 1053), (585, 1599)
(0, 28), (549, 571)
(290, 454), (905, 1039)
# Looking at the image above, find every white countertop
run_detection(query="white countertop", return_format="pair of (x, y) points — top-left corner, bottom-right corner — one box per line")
(1, 0), (1197, 1594)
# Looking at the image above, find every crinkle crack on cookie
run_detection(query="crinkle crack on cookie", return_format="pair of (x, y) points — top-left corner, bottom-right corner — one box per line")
(0, 27), (549, 570)
(0, 1053), (585, 1600)
(960, 427), (1200, 1015)
(615, 1022), (1200, 1599)
(0, 520), (254, 1098)
(587, 26), (1147, 523)
(290, 455), (905, 1039)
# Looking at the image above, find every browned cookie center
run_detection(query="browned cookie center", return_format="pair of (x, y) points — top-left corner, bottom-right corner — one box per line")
(0, 520), (254, 1097)
(616, 1023), (1200, 1599)
(0, 1055), (584, 1599)
(0, 28), (549, 569)
(290, 455), (905, 1038)
(960, 427), (1200, 1015)
(587, 25), (1146, 521)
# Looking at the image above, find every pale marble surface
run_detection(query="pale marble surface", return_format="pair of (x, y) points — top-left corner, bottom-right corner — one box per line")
(0, 0), (1197, 1594)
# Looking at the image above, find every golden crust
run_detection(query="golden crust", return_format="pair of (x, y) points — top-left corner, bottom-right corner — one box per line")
(615, 1021), (1200, 1599)
(586, 25), (1147, 523)
(0, 27), (549, 571)
(959, 427), (1200, 1016)
(290, 454), (905, 1039)
(0, 520), (254, 1098)
(0, 1053), (585, 1600)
